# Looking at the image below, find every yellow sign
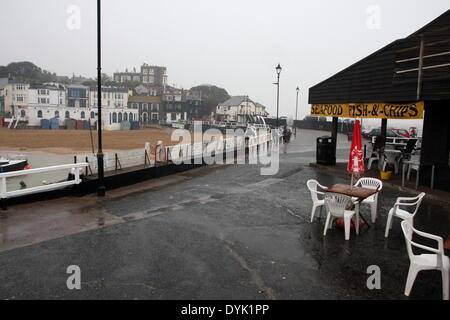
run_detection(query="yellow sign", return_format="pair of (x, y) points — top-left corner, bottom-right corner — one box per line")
(310, 101), (424, 119)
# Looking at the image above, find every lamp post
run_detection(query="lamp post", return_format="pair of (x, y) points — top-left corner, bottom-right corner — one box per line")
(295, 86), (299, 135)
(275, 64), (282, 129)
(96, 0), (105, 196)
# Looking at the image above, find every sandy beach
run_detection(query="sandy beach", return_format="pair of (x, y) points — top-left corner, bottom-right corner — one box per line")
(0, 127), (180, 154)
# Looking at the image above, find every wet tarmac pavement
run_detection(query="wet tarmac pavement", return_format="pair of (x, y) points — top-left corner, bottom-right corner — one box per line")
(0, 131), (449, 299)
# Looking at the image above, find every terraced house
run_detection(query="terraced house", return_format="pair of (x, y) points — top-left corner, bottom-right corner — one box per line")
(128, 95), (163, 125)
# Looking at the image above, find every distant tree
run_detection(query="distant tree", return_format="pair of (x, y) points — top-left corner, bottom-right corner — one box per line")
(0, 61), (58, 83)
(189, 84), (231, 117)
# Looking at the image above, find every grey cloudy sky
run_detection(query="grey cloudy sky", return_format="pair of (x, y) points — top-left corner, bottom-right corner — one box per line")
(1, 0), (449, 128)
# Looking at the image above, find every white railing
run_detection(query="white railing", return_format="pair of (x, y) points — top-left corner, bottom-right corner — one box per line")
(0, 163), (88, 199)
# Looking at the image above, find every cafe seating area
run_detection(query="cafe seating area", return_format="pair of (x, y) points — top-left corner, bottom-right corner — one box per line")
(367, 136), (420, 178)
(306, 175), (449, 300)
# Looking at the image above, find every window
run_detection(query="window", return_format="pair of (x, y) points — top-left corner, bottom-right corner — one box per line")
(68, 100), (75, 107)
(90, 111), (95, 119)
(65, 111), (70, 118)
(16, 95), (25, 102)
(20, 110), (26, 117)
(171, 113), (176, 120)
(55, 111), (59, 118)
(80, 100), (86, 108)
(118, 113), (122, 123)
(152, 113), (158, 120)
(124, 113), (128, 121)
(37, 110), (43, 118)
(81, 111), (85, 119)
(129, 112), (133, 121)
(112, 112), (117, 123)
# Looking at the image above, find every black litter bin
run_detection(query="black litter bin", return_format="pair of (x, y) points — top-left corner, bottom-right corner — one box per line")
(316, 136), (336, 165)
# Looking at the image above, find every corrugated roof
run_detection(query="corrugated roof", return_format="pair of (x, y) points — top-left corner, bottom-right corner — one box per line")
(309, 9), (450, 103)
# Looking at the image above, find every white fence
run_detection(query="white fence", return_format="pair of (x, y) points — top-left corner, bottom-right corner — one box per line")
(0, 163), (88, 199)
(76, 132), (274, 175)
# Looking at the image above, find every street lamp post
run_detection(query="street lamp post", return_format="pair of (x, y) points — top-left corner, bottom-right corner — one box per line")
(295, 86), (299, 135)
(275, 64), (282, 129)
(97, 0), (105, 196)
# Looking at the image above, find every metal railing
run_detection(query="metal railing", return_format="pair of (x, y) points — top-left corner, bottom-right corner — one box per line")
(0, 163), (88, 199)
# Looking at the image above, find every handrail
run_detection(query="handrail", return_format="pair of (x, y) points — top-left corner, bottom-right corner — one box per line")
(0, 163), (88, 178)
(0, 163), (88, 199)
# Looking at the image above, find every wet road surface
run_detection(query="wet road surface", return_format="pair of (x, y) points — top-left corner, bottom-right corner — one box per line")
(0, 130), (449, 299)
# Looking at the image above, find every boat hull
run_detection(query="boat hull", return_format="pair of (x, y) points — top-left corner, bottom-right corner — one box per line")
(0, 160), (28, 173)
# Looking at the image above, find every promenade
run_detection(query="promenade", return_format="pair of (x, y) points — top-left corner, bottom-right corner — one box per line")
(0, 130), (448, 299)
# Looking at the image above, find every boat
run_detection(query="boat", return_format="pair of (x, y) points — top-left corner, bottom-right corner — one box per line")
(0, 158), (30, 173)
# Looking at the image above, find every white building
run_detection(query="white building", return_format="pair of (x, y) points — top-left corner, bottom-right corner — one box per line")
(89, 87), (138, 130)
(0, 80), (29, 116)
(1, 82), (138, 130)
(215, 96), (268, 123)
(25, 84), (66, 126)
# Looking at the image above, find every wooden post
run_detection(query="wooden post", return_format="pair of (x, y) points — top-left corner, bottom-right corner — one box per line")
(380, 118), (387, 149)
(331, 117), (338, 165)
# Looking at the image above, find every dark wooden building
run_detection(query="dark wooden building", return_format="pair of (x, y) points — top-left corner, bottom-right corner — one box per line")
(309, 10), (450, 191)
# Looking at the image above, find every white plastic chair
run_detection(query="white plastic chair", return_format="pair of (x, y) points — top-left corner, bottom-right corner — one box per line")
(306, 179), (328, 223)
(382, 151), (402, 174)
(385, 192), (426, 238)
(354, 177), (383, 223)
(367, 149), (380, 170)
(400, 221), (449, 300)
(406, 155), (420, 181)
(323, 193), (359, 240)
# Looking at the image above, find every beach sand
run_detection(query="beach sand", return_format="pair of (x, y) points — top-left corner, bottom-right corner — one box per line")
(0, 127), (180, 154)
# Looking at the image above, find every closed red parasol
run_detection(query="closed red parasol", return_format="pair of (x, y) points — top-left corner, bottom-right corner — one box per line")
(348, 120), (364, 183)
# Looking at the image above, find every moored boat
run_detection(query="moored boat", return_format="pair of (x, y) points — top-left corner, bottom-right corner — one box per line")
(0, 158), (29, 173)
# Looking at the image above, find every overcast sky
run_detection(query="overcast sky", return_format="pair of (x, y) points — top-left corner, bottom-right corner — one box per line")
(1, 0), (449, 129)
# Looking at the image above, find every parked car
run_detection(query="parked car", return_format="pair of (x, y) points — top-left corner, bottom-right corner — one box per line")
(367, 128), (401, 139)
(390, 128), (411, 138)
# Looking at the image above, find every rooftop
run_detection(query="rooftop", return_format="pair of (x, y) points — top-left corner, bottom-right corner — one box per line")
(218, 96), (254, 107)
